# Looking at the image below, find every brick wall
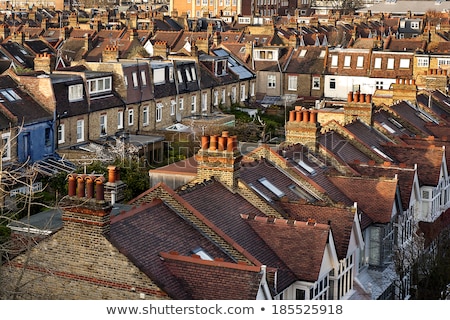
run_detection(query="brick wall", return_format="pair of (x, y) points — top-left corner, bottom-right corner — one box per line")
(1, 195), (168, 300)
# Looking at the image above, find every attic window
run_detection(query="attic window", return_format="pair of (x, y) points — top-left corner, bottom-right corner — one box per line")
(191, 247), (213, 260)
(249, 183), (272, 202)
(299, 49), (307, 57)
(239, 47), (245, 53)
(0, 89), (21, 101)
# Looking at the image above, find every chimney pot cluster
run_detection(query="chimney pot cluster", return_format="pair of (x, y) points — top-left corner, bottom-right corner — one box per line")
(68, 173), (105, 201)
(201, 131), (238, 152)
(288, 109), (317, 124)
(347, 91), (372, 103)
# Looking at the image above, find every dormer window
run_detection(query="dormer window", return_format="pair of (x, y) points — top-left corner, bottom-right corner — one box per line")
(215, 59), (227, 76)
(68, 84), (83, 101)
(255, 49), (277, 61)
(87, 77), (112, 94)
(153, 68), (166, 85)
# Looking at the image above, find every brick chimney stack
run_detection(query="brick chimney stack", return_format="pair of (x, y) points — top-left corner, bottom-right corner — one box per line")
(196, 131), (241, 190)
(34, 53), (56, 74)
(344, 91), (374, 126)
(285, 106), (321, 151)
(102, 45), (119, 62)
(63, 173), (111, 235)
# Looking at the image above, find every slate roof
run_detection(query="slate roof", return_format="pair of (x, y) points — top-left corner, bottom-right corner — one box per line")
(239, 158), (302, 202)
(161, 252), (262, 299)
(108, 199), (235, 299)
(178, 179), (297, 291)
(50, 74), (89, 117)
(389, 101), (436, 136)
(0, 41), (35, 69)
(372, 108), (418, 138)
(281, 202), (355, 260)
(243, 214), (330, 283)
(0, 74), (52, 125)
(285, 46), (327, 74)
(328, 175), (397, 225)
(344, 120), (394, 161)
(319, 130), (372, 164)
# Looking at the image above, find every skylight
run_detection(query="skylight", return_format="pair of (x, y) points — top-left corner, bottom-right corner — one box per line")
(258, 177), (285, 198)
(297, 160), (317, 176)
(0, 89), (21, 101)
(249, 183), (273, 202)
(191, 247), (213, 261)
(380, 122), (397, 134)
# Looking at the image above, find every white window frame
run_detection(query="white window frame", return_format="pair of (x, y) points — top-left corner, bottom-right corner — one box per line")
(191, 95), (197, 113)
(118, 111), (123, 129)
(76, 119), (84, 142)
(222, 89), (226, 103)
(312, 76), (320, 90)
(68, 84), (83, 101)
(156, 103), (163, 122)
(250, 82), (255, 97)
(438, 58), (450, 67)
(374, 57), (382, 69)
(417, 57), (429, 67)
(356, 56), (364, 68)
(128, 109), (134, 125)
(201, 92), (208, 112)
(399, 59), (410, 69)
(240, 84), (246, 101)
(267, 74), (276, 88)
(213, 90), (219, 106)
(170, 99), (176, 115)
(344, 56), (351, 67)
(143, 106), (149, 126)
(288, 75), (297, 91)
(132, 72), (138, 87)
(140, 70), (147, 86)
(331, 55), (338, 67)
(179, 98), (184, 110)
(88, 77), (112, 94)
(100, 114), (107, 136)
(387, 58), (395, 70)
(2, 132), (11, 161)
(57, 123), (65, 144)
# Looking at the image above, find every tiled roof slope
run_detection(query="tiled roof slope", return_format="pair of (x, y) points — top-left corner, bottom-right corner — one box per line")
(349, 161), (416, 211)
(178, 179), (297, 291)
(243, 214), (330, 283)
(161, 252), (262, 300)
(239, 158), (302, 201)
(381, 144), (445, 186)
(280, 202), (355, 260)
(328, 175), (397, 224)
(109, 199), (235, 299)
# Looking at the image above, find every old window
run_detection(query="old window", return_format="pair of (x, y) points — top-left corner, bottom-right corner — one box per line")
(68, 84), (83, 101)
(374, 57), (382, 69)
(76, 119), (84, 142)
(143, 106), (149, 125)
(387, 58), (394, 69)
(357, 56), (364, 68)
(312, 77), (320, 90)
(288, 75), (297, 91)
(268, 75), (276, 88)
